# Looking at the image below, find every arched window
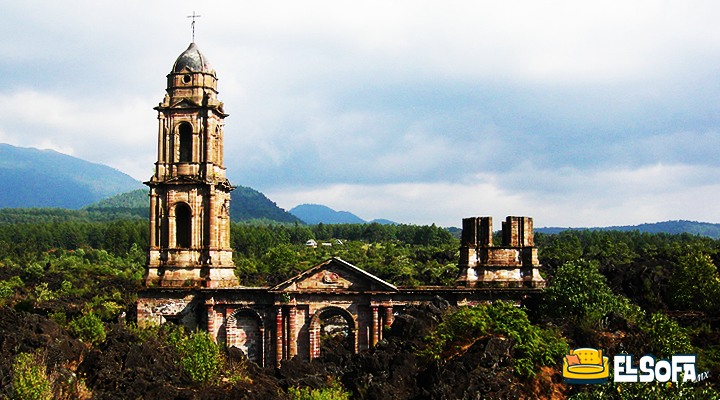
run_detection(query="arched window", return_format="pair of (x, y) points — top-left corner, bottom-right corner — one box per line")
(176, 203), (192, 248)
(178, 123), (193, 162)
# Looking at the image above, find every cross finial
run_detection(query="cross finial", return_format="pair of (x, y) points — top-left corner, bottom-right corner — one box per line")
(188, 11), (201, 42)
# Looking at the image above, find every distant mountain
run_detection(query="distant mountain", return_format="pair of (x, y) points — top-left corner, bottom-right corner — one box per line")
(289, 204), (366, 225)
(82, 186), (299, 224)
(0, 143), (143, 209)
(536, 220), (720, 239)
(230, 186), (300, 223)
(370, 219), (397, 225)
(82, 183), (299, 224)
(0, 185), (300, 225)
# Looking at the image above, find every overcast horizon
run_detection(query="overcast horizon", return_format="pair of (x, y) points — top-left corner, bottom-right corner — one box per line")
(2, 1), (720, 227)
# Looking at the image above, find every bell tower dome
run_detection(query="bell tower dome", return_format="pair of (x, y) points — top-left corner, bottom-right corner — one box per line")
(144, 42), (238, 288)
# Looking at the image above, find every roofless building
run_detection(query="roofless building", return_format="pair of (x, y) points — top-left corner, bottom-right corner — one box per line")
(138, 43), (544, 367)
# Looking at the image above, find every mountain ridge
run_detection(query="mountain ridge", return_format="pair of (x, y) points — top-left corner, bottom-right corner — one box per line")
(288, 204), (397, 225)
(0, 143), (143, 209)
(536, 219), (720, 239)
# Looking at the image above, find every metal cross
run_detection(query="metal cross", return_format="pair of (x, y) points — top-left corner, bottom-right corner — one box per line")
(188, 11), (201, 42)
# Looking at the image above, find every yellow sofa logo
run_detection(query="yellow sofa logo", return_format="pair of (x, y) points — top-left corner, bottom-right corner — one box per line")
(563, 349), (706, 384)
(562, 348), (610, 384)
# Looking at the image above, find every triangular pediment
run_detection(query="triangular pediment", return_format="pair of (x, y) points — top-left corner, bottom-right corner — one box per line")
(171, 99), (200, 109)
(161, 175), (204, 185)
(270, 257), (397, 292)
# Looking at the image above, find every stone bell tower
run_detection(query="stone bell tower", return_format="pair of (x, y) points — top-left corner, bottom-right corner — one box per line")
(144, 43), (238, 288)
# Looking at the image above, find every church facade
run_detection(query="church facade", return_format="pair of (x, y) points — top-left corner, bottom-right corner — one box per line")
(137, 43), (544, 367)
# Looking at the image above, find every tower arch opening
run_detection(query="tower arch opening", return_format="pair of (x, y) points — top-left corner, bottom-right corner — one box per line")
(175, 202), (192, 248)
(178, 123), (193, 163)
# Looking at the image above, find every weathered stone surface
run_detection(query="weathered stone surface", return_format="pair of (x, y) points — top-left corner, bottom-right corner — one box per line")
(144, 43), (237, 289)
(458, 216), (545, 288)
(138, 257), (540, 368)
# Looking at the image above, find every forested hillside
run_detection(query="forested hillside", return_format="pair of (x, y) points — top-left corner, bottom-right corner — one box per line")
(0, 221), (718, 398)
(0, 186), (300, 225)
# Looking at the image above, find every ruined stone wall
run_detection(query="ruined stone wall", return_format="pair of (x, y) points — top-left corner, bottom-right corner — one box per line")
(457, 216), (544, 288)
(138, 286), (539, 368)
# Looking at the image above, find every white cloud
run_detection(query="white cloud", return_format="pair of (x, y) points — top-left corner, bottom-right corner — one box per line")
(3, 1), (720, 226)
(267, 163), (720, 227)
(0, 90), (155, 180)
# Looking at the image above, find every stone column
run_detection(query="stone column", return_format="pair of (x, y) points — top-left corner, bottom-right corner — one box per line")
(157, 116), (164, 163)
(288, 305), (297, 359)
(149, 193), (157, 248)
(384, 306), (394, 329)
(259, 326), (265, 367)
(225, 308), (235, 347)
(207, 304), (216, 343)
(351, 328), (359, 354)
(275, 306), (283, 367)
(309, 314), (321, 360)
(168, 212), (176, 248)
(371, 305), (379, 347)
(208, 190), (216, 249)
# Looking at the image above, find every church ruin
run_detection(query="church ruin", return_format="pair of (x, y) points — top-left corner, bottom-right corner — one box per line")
(137, 43), (545, 367)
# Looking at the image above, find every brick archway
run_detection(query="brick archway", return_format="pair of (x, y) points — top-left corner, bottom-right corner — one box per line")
(226, 308), (264, 365)
(308, 306), (358, 359)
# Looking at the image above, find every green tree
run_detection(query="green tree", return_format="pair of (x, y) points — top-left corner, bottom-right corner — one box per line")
(540, 233), (583, 267)
(261, 244), (297, 275)
(69, 311), (106, 344)
(668, 249), (720, 311)
(643, 312), (692, 357)
(542, 260), (638, 323)
(178, 331), (223, 387)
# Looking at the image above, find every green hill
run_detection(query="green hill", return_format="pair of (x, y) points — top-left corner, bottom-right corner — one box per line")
(0, 186), (299, 225)
(230, 186), (301, 223)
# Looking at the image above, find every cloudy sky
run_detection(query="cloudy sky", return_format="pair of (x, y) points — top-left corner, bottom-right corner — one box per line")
(2, 1), (720, 227)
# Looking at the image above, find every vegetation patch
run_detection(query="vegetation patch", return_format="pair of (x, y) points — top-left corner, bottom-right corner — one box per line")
(419, 302), (568, 378)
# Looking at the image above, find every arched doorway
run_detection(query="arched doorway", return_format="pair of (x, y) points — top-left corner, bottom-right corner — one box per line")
(309, 306), (357, 359)
(178, 123), (193, 162)
(227, 309), (264, 365)
(175, 203), (192, 248)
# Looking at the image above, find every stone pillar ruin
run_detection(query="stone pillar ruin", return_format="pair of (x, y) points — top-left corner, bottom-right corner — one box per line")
(457, 216), (545, 288)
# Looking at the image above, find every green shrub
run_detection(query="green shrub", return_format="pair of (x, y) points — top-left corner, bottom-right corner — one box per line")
(69, 311), (106, 344)
(12, 352), (52, 400)
(641, 312), (693, 357)
(543, 260), (641, 324)
(0, 276), (23, 299)
(178, 331), (223, 386)
(419, 302), (568, 377)
(287, 379), (351, 400)
(33, 282), (54, 303)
